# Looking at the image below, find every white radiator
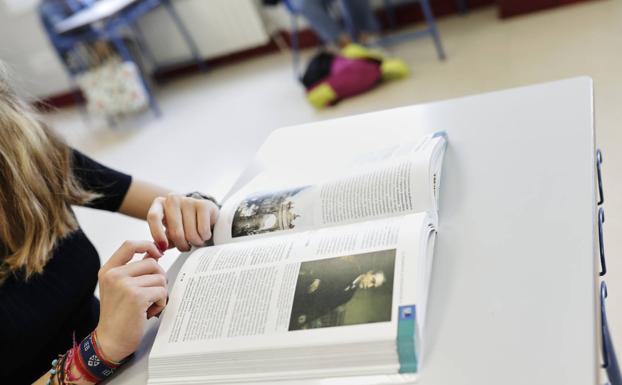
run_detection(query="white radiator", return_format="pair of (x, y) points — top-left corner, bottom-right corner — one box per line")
(138, 0), (269, 63)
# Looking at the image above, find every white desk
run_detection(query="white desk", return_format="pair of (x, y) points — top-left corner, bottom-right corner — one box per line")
(54, 0), (138, 34)
(108, 77), (599, 385)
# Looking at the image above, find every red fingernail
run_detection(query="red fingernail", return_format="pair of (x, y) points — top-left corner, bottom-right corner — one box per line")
(157, 241), (168, 253)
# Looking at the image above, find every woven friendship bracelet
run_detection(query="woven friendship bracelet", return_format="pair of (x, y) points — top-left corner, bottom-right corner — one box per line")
(92, 330), (122, 367)
(77, 333), (118, 381)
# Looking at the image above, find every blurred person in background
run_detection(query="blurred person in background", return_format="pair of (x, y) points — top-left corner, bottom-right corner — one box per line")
(267, 0), (381, 48)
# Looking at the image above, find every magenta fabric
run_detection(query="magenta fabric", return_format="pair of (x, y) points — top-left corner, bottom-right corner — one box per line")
(325, 57), (381, 99)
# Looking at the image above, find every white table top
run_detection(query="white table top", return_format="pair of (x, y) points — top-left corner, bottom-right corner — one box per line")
(54, 0), (138, 34)
(108, 77), (599, 385)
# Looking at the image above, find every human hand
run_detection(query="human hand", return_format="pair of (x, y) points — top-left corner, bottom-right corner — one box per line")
(147, 193), (219, 252)
(95, 241), (167, 363)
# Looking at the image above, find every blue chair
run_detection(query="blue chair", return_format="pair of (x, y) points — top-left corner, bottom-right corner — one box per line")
(38, 0), (206, 117)
(283, 0), (302, 78)
(102, 0), (206, 74)
(38, 1), (99, 75)
(39, 0), (160, 116)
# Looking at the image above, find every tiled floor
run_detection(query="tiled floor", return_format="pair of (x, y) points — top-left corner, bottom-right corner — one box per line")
(47, 0), (622, 370)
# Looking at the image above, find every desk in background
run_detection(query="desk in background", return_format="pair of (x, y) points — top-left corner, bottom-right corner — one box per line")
(40, 0), (205, 117)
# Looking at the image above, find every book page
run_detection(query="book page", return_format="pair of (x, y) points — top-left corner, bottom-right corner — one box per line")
(151, 213), (433, 360)
(213, 134), (445, 245)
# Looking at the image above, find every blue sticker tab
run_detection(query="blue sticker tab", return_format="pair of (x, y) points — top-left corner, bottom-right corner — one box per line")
(397, 305), (417, 373)
(399, 305), (415, 320)
(432, 131), (448, 139)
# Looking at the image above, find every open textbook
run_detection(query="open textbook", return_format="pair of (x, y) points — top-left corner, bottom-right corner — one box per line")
(148, 132), (448, 385)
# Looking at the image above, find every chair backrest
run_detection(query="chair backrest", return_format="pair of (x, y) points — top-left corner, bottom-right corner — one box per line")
(38, 0), (95, 29)
(38, 1), (74, 50)
(283, 0), (334, 15)
(37, 1), (95, 62)
(282, 0), (297, 14)
(39, 0), (72, 26)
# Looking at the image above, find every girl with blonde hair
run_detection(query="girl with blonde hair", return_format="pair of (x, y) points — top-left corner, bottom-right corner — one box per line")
(0, 65), (219, 384)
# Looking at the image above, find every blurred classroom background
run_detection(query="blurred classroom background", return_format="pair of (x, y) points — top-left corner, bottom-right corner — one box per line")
(1, 0), (621, 375)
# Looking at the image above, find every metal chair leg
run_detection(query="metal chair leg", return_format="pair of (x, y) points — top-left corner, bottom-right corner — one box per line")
(160, 0), (207, 72)
(336, 0), (358, 42)
(290, 13), (302, 80)
(111, 35), (161, 117)
(383, 0), (398, 29)
(50, 46), (92, 122)
(130, 22), (158, 70)
(419, 0), (446, 60)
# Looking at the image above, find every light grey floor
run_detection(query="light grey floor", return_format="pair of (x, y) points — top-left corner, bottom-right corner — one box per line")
(46, 0), (622, 371)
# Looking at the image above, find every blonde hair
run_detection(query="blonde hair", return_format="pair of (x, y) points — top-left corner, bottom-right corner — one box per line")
(0, 64), (97, 283)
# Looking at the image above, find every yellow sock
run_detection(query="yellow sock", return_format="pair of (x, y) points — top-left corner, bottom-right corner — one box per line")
(341, 43), (385, 61)
(381, 58), (409, 80)
(307, 83), (337, 109)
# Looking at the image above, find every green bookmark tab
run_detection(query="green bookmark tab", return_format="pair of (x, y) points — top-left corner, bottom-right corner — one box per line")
(397, 305), (417, 373)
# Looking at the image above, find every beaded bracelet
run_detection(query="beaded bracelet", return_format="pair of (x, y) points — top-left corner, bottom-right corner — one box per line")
(46, 354), (66, 385)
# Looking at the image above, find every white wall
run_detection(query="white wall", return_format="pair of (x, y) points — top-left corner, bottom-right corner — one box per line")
(0, 0), (71, 98)
(135, 0), (268, 65)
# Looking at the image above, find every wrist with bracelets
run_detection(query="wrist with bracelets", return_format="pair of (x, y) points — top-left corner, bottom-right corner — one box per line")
(184, 191), (221, 208)
(185, 191), (220, 247)
(47, 330), (125, 385)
